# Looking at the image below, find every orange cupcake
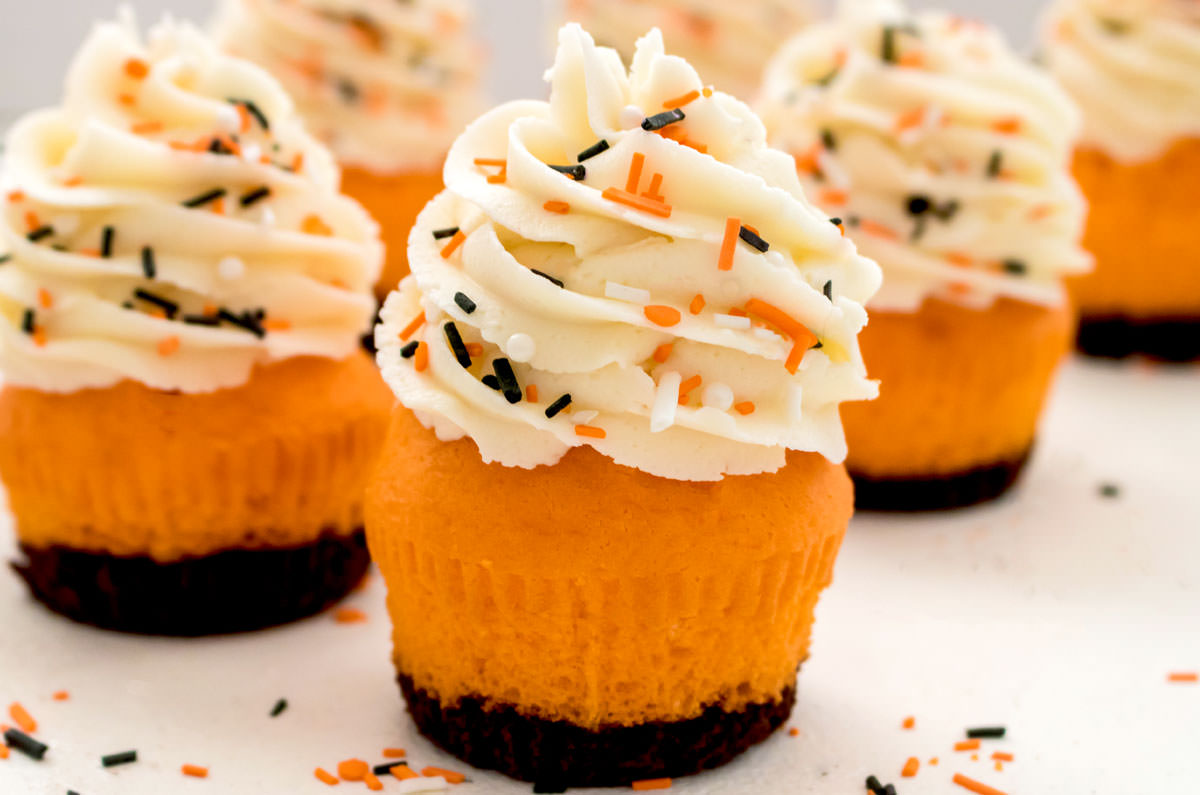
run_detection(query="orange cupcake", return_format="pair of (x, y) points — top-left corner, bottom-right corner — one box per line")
(367, 25), (881, 786)
(1042, 0), (1200, 361)
(0, 17), (391, 634)
(555, 0), (815, 100)
(759, 1), (1091, 509)
(217, 0), (484, 300)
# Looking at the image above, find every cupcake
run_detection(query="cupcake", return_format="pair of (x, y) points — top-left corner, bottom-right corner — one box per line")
(367, 24), (880, 786)
(0, 15), (392, 635)
(759, 0), (1091, 510)
(554, 0), (814, 101)
(216, 0), (484, 300)
(1042, 0), (1200, 361)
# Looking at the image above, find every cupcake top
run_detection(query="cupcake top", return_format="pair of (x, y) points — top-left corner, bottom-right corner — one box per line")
(758, 0), (1091, 312)
(216, 0), (483, 173)
(0, 14), (382, 394)
(556, 0), (814, 101)
(376, 24), (881, 482)
(1042, 0), (1200, 162)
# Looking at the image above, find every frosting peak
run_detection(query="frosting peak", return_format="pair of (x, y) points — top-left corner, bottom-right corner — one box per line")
(1042, 0), (1200, 162)
(758, 0), (1091, 312)
(0, 15), (382, 394)
(216, 0), (483, 173)
(376, 25), (880, 481)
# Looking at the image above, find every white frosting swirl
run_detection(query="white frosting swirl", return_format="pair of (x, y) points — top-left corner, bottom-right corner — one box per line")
(1042, 0), (1200, 162)
(759, 0), (1091, 312)
(216, 0), (483, 173)
(554, 0), (814, 101)
(0, 15), (382, 394)
(376, 25), (881, 481)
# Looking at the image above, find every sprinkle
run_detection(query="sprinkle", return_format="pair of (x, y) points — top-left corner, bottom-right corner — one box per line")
(549, 164), (586, 180)
(101, 226), (115, 257)
(642, 109), (685, 131)
(481, 375), (501, 390)
(744, 298), (816, 346)
(36, 288), (53, 310)
(577, 140), (610, 162)
(314, 767), (339, 785)
(26, 226), (54, 243)
(734, 401), (756, 415)
(739, 226), (769, 253)
(545, 394), (572, 418)
(602, 187), (672, 218)
(118, 92), (136, 106)
(124, 58), (149, 79)
(0, 253), (10, 265)
(893, 106), (927, 134)
(866, 776), (886, 795)
(677, 374), (702, 405)
(492, 358), (522, 404)
(643, 305), (681, 327)
(432, 227), (459, 240)
(899, 51), (926, 68)
(8, 704), (35, 734)
(991, 117), (1022, 135)
(239, 186), (271, 207)
(506, 332), (536, 362)
(21, 308), (35, 334)
(302, 215), (333, 236)
(986, 150), (1003, 178)
(364, 772), (384, 791)
(52, 691), (69, 701)
(930, 758), (940, 766)
(338, 759), (369, 781)
(817, 188), (848, 206)
(62, 176), (83, 187)
(335, 607), (367, 623)
(787, 728), (800, 737)
(823, 281), (834, 301)
(1002, 259), (1027, 276)
(625, 152), (646, 193)
(902, 716), (915, 729)
(651, 343), (674, 364)
(400, 341), (420, 359)
(881, 25), (898, 62)
(134, 289), (178, 318)
(966, 727), (1006, 739)
(0, 745), (7, 759)
(605, 281), (652, 304)
(952, 773), (1008, 795)
(290, 151), (305, 173)
(526, 384), (539, 402)
(4, 728), (47, 760)
(663, 90), (700, 108)
(182, 187), (227, 208)
(992, 752), (1013, 762)
(217, 308), (266, 337)
(102, 750), (138, 767)
(140, 246), (157, 278)
(131, 120), (164, 136)
(453, 292), (477, 314)
(400, 312), (426, 341)
(422, 767), (466, 784)
(955, 739), (981, 752)
(444, 322), (472, 368)
(1168, 672), (1198, 683)
(632, 779), (673, 791)
(268, 698), (288, 717)
(718, 217), (740, 271)
(902, 757), (920, 777)
(383, 749), (407, 759)
(642, 172), (665, 202)
(391, 765), (419, 781)
(440, 230), (467, 259)
(860, 219), (900, 241)
(714, 313), (750, 330)
(531, 269), (564, 288)
(182, 764), (208, 778)
(543, 200), (570, 214)
(157, 336), (181, 357)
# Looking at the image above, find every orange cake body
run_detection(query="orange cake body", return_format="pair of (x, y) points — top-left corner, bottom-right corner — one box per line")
(844, 298), (1073, 481)
(342, 167), (444, 300)
(369, 409), (851, 728)
(2, 354), (391, 561)
(759, 6), (1091, 508)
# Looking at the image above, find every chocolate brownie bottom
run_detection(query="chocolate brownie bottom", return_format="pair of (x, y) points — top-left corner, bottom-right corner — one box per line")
(1076, 316), (1200, 362)
(398, 673), (795, 788)
(852, 448), (1032, 512)
(11, 529), (369, 636)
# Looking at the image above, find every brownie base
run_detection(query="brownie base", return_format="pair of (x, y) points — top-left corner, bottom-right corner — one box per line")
(1076, 316), (1200, 362)
(11, 529), (369, 636)
(397, 672), (795, 788)
(852, 447), (1032, 512)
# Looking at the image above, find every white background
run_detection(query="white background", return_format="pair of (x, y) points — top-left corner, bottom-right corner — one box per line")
(0, 0), (1049, 119)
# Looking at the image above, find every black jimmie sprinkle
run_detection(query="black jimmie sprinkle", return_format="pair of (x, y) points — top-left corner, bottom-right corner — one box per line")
(239, 186), (271, 207)
(544, 393), (572, 419)
(101, 750), (138, 768)
(739, 226), (769, 253)
(4, 728), (47, 760)
(966, 726), (1006, 739)
(453, 292), (477, 314)
(642, 108), (685, 131)
(492, 357), (522, 404)
(100, 226), (115, 258)
(432, 226), (460, 240)
(444, 322), (472, 368)
(400, 341), (420, 359)
(549, 164), (586, 180)
(531, 269), (564, 288)
(134, 288), (179, 318)
(577, 139), (610, 162)
(26, 225), (53, 243)
(140, 247), (156, 279)
(270, 698), (288, 717)
(182, 187), (226, 208)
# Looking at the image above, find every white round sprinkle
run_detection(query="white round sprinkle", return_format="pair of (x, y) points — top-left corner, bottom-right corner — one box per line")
(217, 256), (245, 280)
(241, 143), (262, 164)
(215, 105), (241, 134)
(701, 382), (734, 412)
(506, 333), (536, 362)
(619, 105), (645, 130)
(260, 206), (276, 226)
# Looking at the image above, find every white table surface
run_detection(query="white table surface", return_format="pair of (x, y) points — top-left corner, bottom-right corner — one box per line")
(1, 355), (1198, 795)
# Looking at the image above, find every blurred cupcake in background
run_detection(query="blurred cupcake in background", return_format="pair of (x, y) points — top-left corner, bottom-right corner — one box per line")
(0, 14), (392, 634)
(759, 0), (1091, 510)
(1042, 0), (1200, 362)
(553, 0), (814, 100)
(217, 0), (484, 299)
